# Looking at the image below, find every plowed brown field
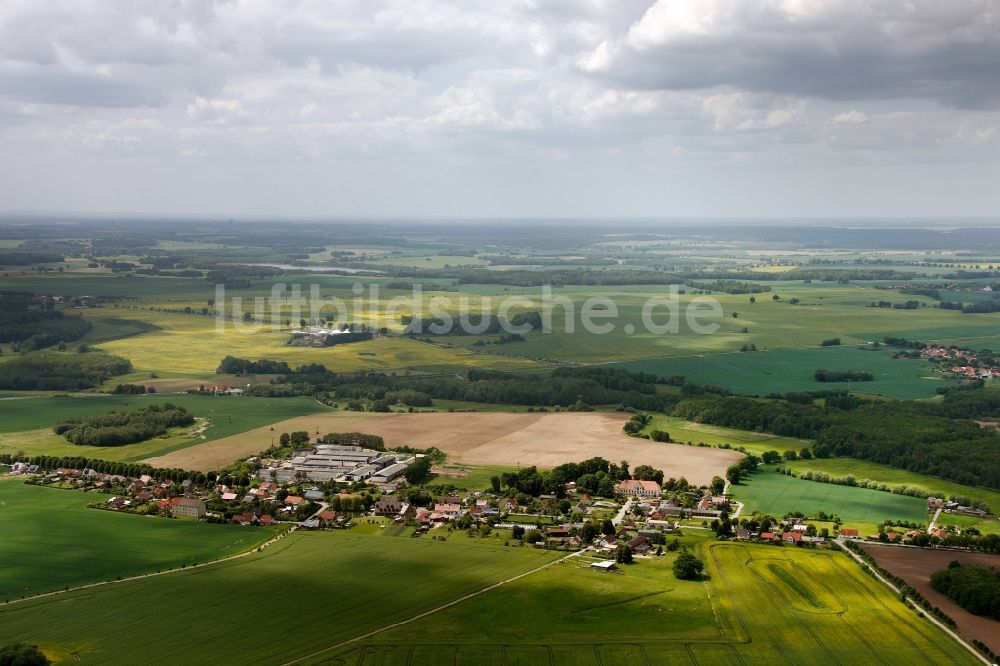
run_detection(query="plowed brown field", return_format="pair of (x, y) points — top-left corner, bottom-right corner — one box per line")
(145, 411), (742, 484)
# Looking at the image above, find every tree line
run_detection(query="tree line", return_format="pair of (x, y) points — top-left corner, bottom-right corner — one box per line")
(0, 352), (132, 390)
(672, 392), (1000, 490)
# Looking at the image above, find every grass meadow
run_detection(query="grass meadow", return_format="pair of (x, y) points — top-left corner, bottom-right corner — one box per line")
(733, 468), (929, 528)
(0, 479), (273, 599)
(0, 394), (329, 462)
(783, 457), (1000, 512)
(642, 414), (812, 457)
(0, 532), (561, 665)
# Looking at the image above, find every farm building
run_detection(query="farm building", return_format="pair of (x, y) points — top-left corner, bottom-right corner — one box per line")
(171, 498), (207, 519)
(591, 560), (618, 573)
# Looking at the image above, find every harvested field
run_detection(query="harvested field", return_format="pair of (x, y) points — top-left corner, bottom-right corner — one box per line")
(145, 411), (742, 483)
(860, 543), (1000, 654)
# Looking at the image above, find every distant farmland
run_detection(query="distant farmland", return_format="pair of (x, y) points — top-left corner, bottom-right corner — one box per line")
(613, 346), (953, 399)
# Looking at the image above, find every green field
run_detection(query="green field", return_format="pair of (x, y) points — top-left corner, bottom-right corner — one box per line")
(733, 468), (929, 527)
(0, 532), (560, 664)
(615, 346), (955, 399)
(0, 394), (329, 462)
(783, 457), (1000, 512)
(0, 480), (273, 599)
(642, 414), (812, 456)
(319, 540), (978, 665)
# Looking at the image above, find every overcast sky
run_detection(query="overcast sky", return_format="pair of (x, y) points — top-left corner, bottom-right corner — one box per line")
(1, 0), (998, 219)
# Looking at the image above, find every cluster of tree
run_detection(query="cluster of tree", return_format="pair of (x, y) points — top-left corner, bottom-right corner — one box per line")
(699, 280), (771, 294)
(0, 352), (132, 390)
(724, 454), (761, 485)
(0, 291), (92, 350)
(216, 356), (292, 374)
(54, 404), (195, 447)
(672, 391), (1000, 489)
(316, 330), (374, 346)
(672, 549), (705, 580)
(820, 338), (841, 347)
(238, 359), (687, 412)
(0, 643), (49, 665)
(960, 299), (1000, 314)
(402, 310), (542, 336)
(623, 413), (652, 435)
(317, 431), (386, 450)
(111, 383), (155, 394)
(405, 456), (432, 484)
(472, 332), (525, 346)
(931, 561), (1000, 620)
(493, 457), (662, 498)
(814, 369), (874, 382)
(0, 252), (63, 265)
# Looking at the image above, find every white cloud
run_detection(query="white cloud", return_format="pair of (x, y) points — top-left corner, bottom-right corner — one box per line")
(0, 1), (996, 217)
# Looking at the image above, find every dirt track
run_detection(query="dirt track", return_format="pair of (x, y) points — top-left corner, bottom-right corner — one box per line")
(145, 411), (742, 484)
(860, 544), (1000, 654)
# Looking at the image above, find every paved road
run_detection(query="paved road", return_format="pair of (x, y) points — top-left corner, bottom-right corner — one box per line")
(612, 498), (633, 526)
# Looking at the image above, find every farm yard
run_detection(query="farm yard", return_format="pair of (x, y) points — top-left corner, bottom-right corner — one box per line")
(860, 544), (1000, 654)
(732, 468), (929, 531)
(317, 541), (978, 666)
(0, 479), (273, 599)
(144, 411), (744, 484)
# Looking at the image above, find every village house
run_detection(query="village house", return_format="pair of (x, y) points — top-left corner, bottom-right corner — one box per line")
(626, 535), (651, 554)
(839, 528), (860, 539)
(374, 495), (404, 516)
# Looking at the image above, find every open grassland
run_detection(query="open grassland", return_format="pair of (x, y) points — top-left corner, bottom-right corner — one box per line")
(0, 394), (328, 463)
(733, 468), (929, 526)
(616, 346), (954, 399)
(643, 414), (812, 456)
(0, 532), (561, 665)
(0, 479), (273, 599)
(318, 540), (978, 666)
(860, 544), (1000, 655)
(783, 458), (1000, 512)
(146, 411), (743, 484)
